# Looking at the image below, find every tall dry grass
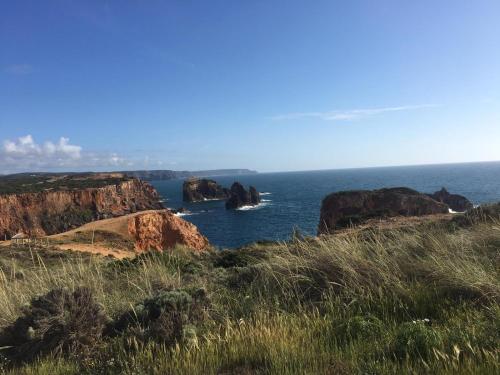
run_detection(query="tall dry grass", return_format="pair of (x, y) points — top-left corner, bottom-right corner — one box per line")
(0, 218), (498, 374)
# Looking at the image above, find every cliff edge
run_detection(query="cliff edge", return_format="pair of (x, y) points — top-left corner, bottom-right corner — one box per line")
(0, 176), (163, 239)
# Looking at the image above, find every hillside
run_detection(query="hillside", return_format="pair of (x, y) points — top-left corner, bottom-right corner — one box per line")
(0, 174), (162, 239)
(0, 206), (497, 374)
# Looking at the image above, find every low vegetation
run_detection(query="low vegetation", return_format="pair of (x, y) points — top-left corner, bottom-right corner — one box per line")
(0, 209), (498, 374)
(0, 173), (130, 195)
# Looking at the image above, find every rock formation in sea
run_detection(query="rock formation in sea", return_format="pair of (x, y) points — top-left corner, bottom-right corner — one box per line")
(428, 188), (473, 212)
(318, 187), (449, 234)
(127, 210), (209, 252)
(225, 182), (261, 209)
(182, 178), (230, 202)
(0, 178), (163, 239)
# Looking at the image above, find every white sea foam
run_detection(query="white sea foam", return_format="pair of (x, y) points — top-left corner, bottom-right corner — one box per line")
(174, 212), (197, 217)
(236, 201), (270, 211)
(260, 192), (272, 196)
(261, 199), (272, 202)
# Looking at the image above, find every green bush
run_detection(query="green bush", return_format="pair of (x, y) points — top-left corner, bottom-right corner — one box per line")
(336, 315), (384, 342)
(111, 288), (209, 346)
(0, 287), (108, 363)
(392, 321), (442, 360)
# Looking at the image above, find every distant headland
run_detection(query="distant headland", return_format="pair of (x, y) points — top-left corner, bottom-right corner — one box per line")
(121, 169), (258, 181)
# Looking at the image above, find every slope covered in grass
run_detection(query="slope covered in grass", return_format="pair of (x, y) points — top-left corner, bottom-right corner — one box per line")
(0, 212), (498, 374)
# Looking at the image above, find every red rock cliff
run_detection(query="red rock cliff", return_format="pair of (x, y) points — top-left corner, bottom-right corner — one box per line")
(127, 210), (209, 252)
(0, 179), (163, 239)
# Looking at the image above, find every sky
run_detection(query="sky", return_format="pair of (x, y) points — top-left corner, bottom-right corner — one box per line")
(1, 0), (499, 174)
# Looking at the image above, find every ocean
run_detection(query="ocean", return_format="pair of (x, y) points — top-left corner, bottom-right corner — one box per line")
(151, 161), (500, 248)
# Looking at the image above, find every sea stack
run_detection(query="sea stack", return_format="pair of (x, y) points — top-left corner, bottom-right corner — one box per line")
(428, 188), (473, 212)
(318, 187), (449, 234)
(182, 178), (230, 202)
(225, 182), (260, 209)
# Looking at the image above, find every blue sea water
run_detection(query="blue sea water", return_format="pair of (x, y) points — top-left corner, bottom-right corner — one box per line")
(151, 162), (500, 249)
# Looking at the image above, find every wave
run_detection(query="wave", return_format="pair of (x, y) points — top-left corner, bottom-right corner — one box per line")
(174, 212), (198, 217)
(260, 192), (272, 196)
(261, 199), (272, 202)
(236, 201), (271, 211)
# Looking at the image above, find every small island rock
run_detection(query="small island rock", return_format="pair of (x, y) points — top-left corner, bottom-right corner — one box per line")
(428, 188), (473, 212)
(225, 182), (260, 209)
(318, 187), (449, 234)
(182, 178), (230, 202)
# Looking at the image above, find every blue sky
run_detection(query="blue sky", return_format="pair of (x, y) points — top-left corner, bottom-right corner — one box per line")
(1, 0), (499, 173)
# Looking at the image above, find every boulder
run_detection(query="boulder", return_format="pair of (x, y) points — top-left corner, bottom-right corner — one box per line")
(225, 182), (260, 209)
(428, 188), (473, 212)
(128, 210), (209, 252)
(318, 187), (449, 234)
(182, 178), (230, 202)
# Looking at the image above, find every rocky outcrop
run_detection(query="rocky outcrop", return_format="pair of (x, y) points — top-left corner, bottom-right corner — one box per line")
(127, 210), (209, 252)
(225, 182), (260, 209)
(0, 179), (163, 239)
(428, 188), (473, 212)
(182, 178), (230, 202)
(318, 187), (449, 234)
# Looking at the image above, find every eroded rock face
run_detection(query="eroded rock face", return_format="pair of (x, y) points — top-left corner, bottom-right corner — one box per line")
(428, 188), (473, 212)
(127, 210), (209, 252)
(318, 187), (449, 234)
(182, 179), (230, 202)
(225, 182), (260, 209)
(0, 179), (163, 239)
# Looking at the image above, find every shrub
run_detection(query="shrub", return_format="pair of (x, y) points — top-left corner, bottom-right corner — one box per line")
(112, 288), (209, 346)
(392, 321), (442, 360)
(0, 287), (108, 363)
(214, 250), (251, 268)
(336, 315), (384, 342)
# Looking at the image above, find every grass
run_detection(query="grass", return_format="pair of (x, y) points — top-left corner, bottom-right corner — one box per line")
(0, 215), (498, 374)
(0, 173), (130, 195)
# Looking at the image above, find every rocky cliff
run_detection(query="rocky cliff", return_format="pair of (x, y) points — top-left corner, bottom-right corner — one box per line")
(225, 182), (260, 209)
(127, 210), (209, 252)
(183, 178), (230, 202)
(0, 179), (163, 239)
(428, 188), (473, 212)
(318, 187), (449, 234)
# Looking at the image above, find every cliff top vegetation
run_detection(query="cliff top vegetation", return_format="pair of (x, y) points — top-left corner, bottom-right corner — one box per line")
(0, 205), (498, 374)
(0, 173), (131, 195)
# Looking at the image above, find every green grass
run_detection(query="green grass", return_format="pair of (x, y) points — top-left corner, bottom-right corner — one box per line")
(0, 217), (498, 374)
(0, 173), (130, 195)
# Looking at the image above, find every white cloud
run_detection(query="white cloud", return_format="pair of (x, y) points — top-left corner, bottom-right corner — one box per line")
(3, 135), (81, 159)
(0, 135), (132, 173)
(271, 105), (438, 122)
